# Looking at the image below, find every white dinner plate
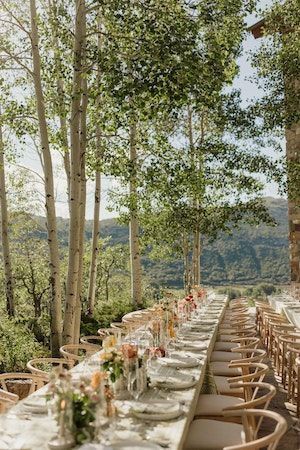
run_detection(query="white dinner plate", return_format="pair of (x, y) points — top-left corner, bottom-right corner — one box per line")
(151, 375), (196, 390)
(157, 355), (200, 368)
(175, 341), (207, 351)
(22, 397), (48, 414)
(112, 441), (161, 449)
(131, 400), (182, 421)
(177, 334), (208, 341)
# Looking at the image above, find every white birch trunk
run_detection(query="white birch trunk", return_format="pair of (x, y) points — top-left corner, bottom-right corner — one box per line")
(129, 122), (142, 307)
(87, 171), (101, 316)
(188, 106), (201, 287)
(87, 14), (102, 317)
(49, 0), (71, 208)
(29, 0), (62, 355)
(183, 233), (190, 295)
(0, 118), (14, 316)
(74, 68), (87, 344)
(192, 227), (201, 285)
(62, 0), (86, 344)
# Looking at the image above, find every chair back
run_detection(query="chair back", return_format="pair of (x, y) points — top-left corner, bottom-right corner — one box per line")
(230, 348), (266, 365)
(27, 357), (73, 376)
(80, 335), (103, 348)
(224, 381), (276, 413)
(227, 363), (269, 401)
(223, 409), (287, 450)
(231, 337), (260, 350)
(0, 388), (19, 413)
(0, 373), (48, 397)
(60, 344), (97, 362)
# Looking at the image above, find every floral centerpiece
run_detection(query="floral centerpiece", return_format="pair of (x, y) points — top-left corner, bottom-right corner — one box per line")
(47, 369), (107, 446)
(100, 349), (124, 384)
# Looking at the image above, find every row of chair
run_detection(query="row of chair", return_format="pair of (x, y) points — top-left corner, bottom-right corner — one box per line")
(184, 297), (287, 450)
(256, 299), (300, 417)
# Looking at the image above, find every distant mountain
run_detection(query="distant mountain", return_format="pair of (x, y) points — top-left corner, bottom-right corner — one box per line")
(36, 197), (290, 287)
(142, 197), (289, 287)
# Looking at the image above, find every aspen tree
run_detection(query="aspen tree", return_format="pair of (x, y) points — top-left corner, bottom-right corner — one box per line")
(0, 115), (14, 316)
(26, 0), (63, 355)
(63, 0), (86, 344)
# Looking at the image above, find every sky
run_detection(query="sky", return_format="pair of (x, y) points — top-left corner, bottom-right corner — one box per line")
(17, 0), (280, 221)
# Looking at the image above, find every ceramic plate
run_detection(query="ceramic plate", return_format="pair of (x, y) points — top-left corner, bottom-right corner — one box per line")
(151, 375), (196, 390)
(112, 441), (161, 449)
(131, 400), (182, 421)
(158, 355), (200, 368)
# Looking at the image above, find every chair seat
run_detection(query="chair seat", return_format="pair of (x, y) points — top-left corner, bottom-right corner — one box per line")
(214, 341), (238, 352)
(214, 376), (244, 395)
(210, 351), (242, 362)
(195, 394), (244, 417)
(218, 334), (239, 342)
(184, 418), (244, 450)
(211, 362), (242, 377)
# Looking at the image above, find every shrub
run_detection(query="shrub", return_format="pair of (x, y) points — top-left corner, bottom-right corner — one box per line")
(0, 316), (48, 372)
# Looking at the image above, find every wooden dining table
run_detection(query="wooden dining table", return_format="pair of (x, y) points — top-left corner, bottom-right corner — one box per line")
(0, 293), (228, 450)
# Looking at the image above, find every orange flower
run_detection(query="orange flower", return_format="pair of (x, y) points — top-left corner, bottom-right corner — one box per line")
(103, 335), (117, 349)
(91, 371), (106, 389)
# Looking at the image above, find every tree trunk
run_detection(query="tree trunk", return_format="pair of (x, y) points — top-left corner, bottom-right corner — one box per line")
(87, 172), (101, 316)
(87, 14), (102, 317)
(188, 106), (202, 287)
(48, 0), (71, 209)
(129, 122), (142, 308)
(73, 175), (86, 344)
(63, 0), (86, 344)
(0, 118), (15, 317)
(73, 112), (87, 344)
(73, 6), (88, 345)
(30, 0), (62, 355)
(192, 226), (201, 286)
(182, 233), (190, 295)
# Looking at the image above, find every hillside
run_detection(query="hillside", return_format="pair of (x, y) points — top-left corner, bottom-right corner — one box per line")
(36, 197), (290, 287)
(140, 198), (289, 287)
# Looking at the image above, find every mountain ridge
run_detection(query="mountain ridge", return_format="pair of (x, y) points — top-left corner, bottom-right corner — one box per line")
(35, 196), (290, 287)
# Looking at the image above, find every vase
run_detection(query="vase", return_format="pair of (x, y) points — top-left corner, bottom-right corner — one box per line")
(112, 375), (129, 400)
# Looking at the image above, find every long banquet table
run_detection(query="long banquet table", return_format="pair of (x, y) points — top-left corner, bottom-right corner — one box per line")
(0, 294), (228, 450)
(268, 294), (300, 329)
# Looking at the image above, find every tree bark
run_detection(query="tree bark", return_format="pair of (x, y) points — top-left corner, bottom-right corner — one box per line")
(0, 117), (15, 317)
(63, 0), (86, 344)
(87, 14), (102, 317)
(129, 122), (142, 307)
(29, 0), (62, 355)
(87, 172), (101, 316)
(182, 233), (190, 295)
(188, 106), (202, 287)
(49, 0), (71, 209)
(192, 226), (201, 285)
(73, 79), (87, 344)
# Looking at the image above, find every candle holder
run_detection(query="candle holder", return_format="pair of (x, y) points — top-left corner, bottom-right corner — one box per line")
(48, 436), (75, 450)
(48, 398), (74, 450)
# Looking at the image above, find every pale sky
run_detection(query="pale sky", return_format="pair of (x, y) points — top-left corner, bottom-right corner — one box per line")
(15, 0), (281, 221)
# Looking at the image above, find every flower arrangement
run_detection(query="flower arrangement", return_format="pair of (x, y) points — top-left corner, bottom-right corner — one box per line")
(48, 369), (106, 445)
(99, 349), (124, 383)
